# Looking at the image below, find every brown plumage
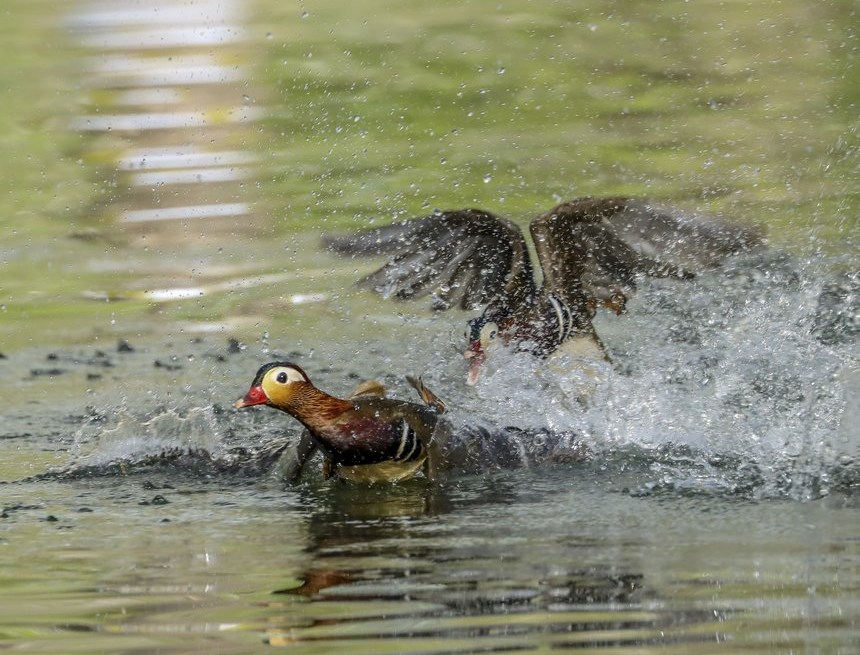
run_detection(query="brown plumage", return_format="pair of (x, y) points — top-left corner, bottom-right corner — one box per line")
(324, 197), (763, 383)
(235, 362), (446, 484)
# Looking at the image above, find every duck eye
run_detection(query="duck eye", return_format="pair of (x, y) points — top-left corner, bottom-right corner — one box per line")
(276, 371), (288, 384)
(479, 322), (499, 341)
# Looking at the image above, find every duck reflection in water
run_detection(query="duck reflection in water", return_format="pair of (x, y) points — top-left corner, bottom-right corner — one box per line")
(265, 476), (646, 649)
(324, 197), (763, 384)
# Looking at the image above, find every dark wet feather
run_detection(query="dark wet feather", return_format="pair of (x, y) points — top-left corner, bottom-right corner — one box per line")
(324, 199), (762, 314)
(530, 197), (762, 307)
(324, 209), (537, 310)
(601, 199), (763, 269)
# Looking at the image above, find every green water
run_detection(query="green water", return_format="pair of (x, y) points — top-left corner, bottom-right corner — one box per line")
(1, 0), (857, 653)
(1, 0), (856, 351)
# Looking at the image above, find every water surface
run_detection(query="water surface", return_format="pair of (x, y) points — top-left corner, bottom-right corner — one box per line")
(0, 0), (857, 653)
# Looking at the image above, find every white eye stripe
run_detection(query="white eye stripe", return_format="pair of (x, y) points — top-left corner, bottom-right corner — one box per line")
(271, 366), (307, 384)
(479, 322), (499, 341)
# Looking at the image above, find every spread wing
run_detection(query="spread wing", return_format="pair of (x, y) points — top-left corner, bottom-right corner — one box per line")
(531, 197), (763, 312)
(323, 209), (537, 310)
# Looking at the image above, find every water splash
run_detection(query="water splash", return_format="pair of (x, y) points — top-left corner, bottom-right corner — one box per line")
(37, 250), (857, 499)
(70, 405), (223, 467)
(51, 402), (290, 481)
(433, 250), (858, 499)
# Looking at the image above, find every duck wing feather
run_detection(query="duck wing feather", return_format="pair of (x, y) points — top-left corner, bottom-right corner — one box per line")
(530, 197), (763, 311)
(323, 209), (537, 310)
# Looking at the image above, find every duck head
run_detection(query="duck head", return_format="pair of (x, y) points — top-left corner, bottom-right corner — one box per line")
(464, 304), (513, 385)
(235, 361), (312, 409)
(464, 293), (593, 384)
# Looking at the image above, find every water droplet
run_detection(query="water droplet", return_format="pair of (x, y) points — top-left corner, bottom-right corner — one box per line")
(483, 173), (492, 184)
(497, 66), (506, 75)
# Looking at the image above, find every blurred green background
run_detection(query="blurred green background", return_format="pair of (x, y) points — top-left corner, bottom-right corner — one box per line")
(0, 0), (856, 352)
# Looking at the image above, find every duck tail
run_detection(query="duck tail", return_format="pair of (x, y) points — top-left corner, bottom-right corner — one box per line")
(405, 375), (447, 414)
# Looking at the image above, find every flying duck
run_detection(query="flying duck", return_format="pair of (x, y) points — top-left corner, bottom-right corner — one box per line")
(324, 196), (762, 383)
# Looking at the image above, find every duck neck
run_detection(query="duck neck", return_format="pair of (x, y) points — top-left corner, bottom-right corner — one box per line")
(280, 384), (353, 432)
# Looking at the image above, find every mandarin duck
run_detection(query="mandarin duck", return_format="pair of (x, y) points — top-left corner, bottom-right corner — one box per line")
(324, 197), (762, 383)
(235, 362), (446, 484)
